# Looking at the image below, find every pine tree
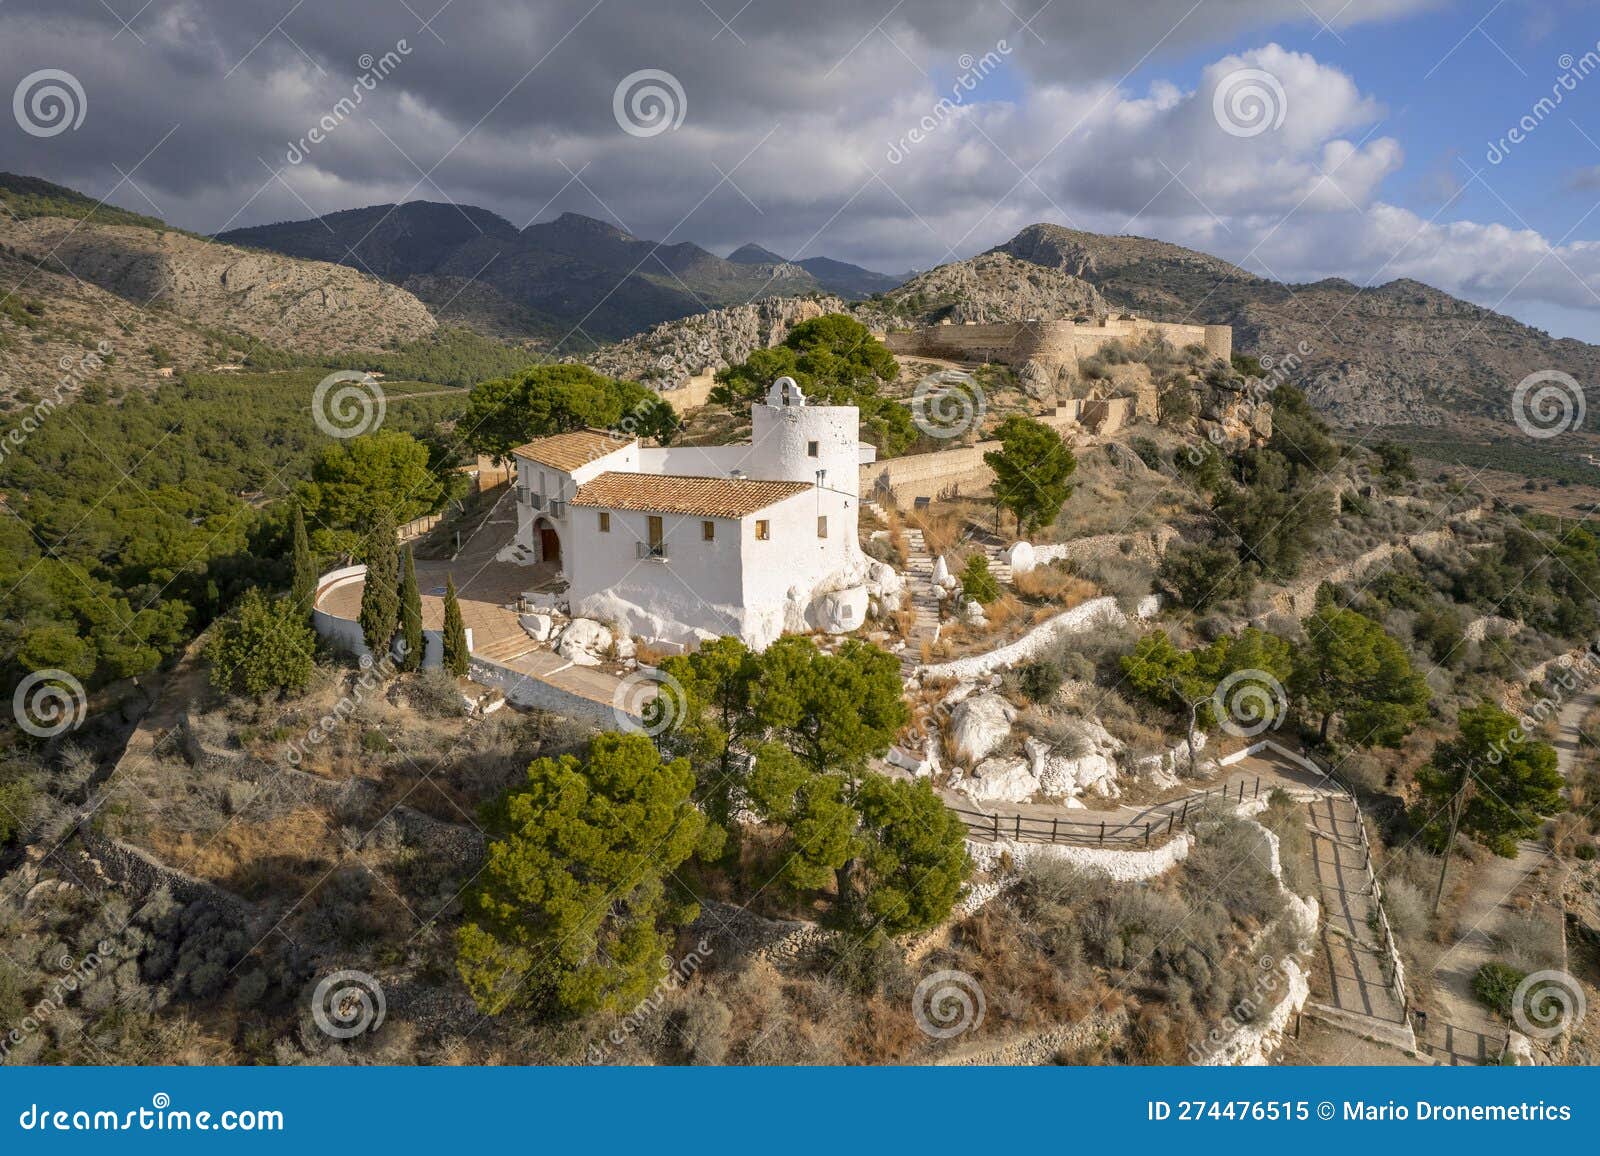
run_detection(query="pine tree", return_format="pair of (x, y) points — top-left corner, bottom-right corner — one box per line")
(442, 575), (469, 676)
(358, 509), (400, 657)
(397, 546), (424, 672)
(289, 503), (316, 619)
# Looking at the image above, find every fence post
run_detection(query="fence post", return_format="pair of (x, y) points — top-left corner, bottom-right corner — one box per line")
(1051, 817), (1058, 842)
(992, 813), (1000, 841)
(1099, 821), (1105, 846)
(1166, 813), (1175, 836)
(1145, 822), (1151, 847)
(1255, 775), (1260, 798)
(1180, 799), (1190, 826)
(1014, 814), (1021, 841)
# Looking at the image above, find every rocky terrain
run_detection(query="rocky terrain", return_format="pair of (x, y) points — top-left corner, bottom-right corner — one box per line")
(727, 242), (908, 297)
(0, 217), (435, 356)
(871, 251), (1108, 326)
(988, 223), (1600, 431)
(579, 293), (849, 388)
(221, 205), (897, 341)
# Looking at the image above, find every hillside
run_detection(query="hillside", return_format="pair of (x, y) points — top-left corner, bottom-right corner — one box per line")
(0, 175), (437, 401)
(221, 207), (833, 341)
(984, 223), (1600, 431)
(728, 242), (907, 297)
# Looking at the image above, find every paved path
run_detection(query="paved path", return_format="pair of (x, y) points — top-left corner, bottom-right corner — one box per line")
(1307, 795), (1410, 1037)
(900, 526), (942, 674)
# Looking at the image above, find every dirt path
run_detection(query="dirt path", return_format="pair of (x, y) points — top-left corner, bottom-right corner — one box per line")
(1417, 687), (1597, 1064)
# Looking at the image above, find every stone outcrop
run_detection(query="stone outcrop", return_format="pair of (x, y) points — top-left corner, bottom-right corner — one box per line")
(947, 693), (1018, 765)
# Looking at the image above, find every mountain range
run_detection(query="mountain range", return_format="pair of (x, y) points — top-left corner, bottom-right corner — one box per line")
(5, 170), (1599, 446)
(218, 205), (907, 341)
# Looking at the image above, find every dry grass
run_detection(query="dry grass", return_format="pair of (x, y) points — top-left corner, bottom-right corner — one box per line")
(1013, 565), (1097, 605)
(146, 808), (342, 899)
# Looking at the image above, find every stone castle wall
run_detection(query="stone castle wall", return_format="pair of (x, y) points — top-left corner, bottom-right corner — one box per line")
(856, 398), (1132, 505)
(885, 316), (1232, 372)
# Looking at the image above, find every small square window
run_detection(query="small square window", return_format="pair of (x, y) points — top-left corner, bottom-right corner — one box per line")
(817, 515), (828, 538)
(755, 520), (770, 541)
(702, 520), (715, 541)
(807, 440), (819, 457)
(598, 511), (610, 532)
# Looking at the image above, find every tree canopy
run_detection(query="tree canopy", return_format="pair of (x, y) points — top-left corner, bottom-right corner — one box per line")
(298, 430), (449, 553)
(205, 590), (316, 698)
(1416, 702), (1565, 859)
(710, 314), (915, 455)
(1290, 605), (1429, 746)
(983, 415), (1076, 533)
(455, 733), (710, 1017)
(460, 364), (677, 460)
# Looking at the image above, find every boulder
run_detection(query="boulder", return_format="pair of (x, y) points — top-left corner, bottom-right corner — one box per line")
(1004, 540), (1037, 576)
(958, 757), (1041, 804)
(811, 585), (869, 634)
(866, 561), (904, 598)
(555, 618), (614, 666)
(1027, 721), (1122, 801)
(960, 599), (988, 627)
(948, 692), (1018, 764)
(519, 612), (557, 642)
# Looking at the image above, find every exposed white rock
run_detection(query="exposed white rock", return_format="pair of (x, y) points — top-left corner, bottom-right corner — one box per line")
(866, 561), (904, 598)
(811, 585), (870, 634)
(1028, 721), (1122, 801)
(555, 618), (614, 666)
(948, 692), (1018, 764)
(1004, 540), (1036, 576)
(958, 757), (1041, 804)
(519, 612), (558, 642)
(960, 599), (988, 627)
(930, 555), (951, 586)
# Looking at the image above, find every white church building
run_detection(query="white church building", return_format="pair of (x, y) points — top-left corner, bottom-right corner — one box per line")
(509, 378), (882, 650)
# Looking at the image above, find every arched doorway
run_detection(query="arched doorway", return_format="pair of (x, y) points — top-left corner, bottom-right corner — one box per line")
(534, 517), (561, 566)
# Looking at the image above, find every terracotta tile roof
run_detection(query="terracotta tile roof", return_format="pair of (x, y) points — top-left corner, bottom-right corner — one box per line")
(572, 472), (812, 518)
(510, 429), (634, 472)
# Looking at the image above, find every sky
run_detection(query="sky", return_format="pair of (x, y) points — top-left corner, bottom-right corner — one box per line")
(3, 0), (1600, 338)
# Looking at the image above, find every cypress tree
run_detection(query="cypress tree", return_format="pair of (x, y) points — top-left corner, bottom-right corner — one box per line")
(358, 509), (400, 657)
(442, 575), (470, 676)
(398, 546), (424, 672)
(289, 503), (317, 619)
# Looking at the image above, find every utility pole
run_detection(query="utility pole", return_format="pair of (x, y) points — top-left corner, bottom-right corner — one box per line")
(1431, 766), (1476, 916)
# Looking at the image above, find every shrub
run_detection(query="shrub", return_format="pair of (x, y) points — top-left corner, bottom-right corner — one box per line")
(1471, 962), (1527, 1017)
(205, 590), (316, 698)
(961, 554), (1001, 605)
(1578, 843), (1597, 861)
(1018, 660), (1064, 703)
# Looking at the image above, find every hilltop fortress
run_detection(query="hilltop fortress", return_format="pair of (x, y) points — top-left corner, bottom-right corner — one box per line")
(884, 313), (1232, 391)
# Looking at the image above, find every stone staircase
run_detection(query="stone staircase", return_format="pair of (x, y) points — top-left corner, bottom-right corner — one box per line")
(901, 527), (943, 674)
(471, 631), (540, 665)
